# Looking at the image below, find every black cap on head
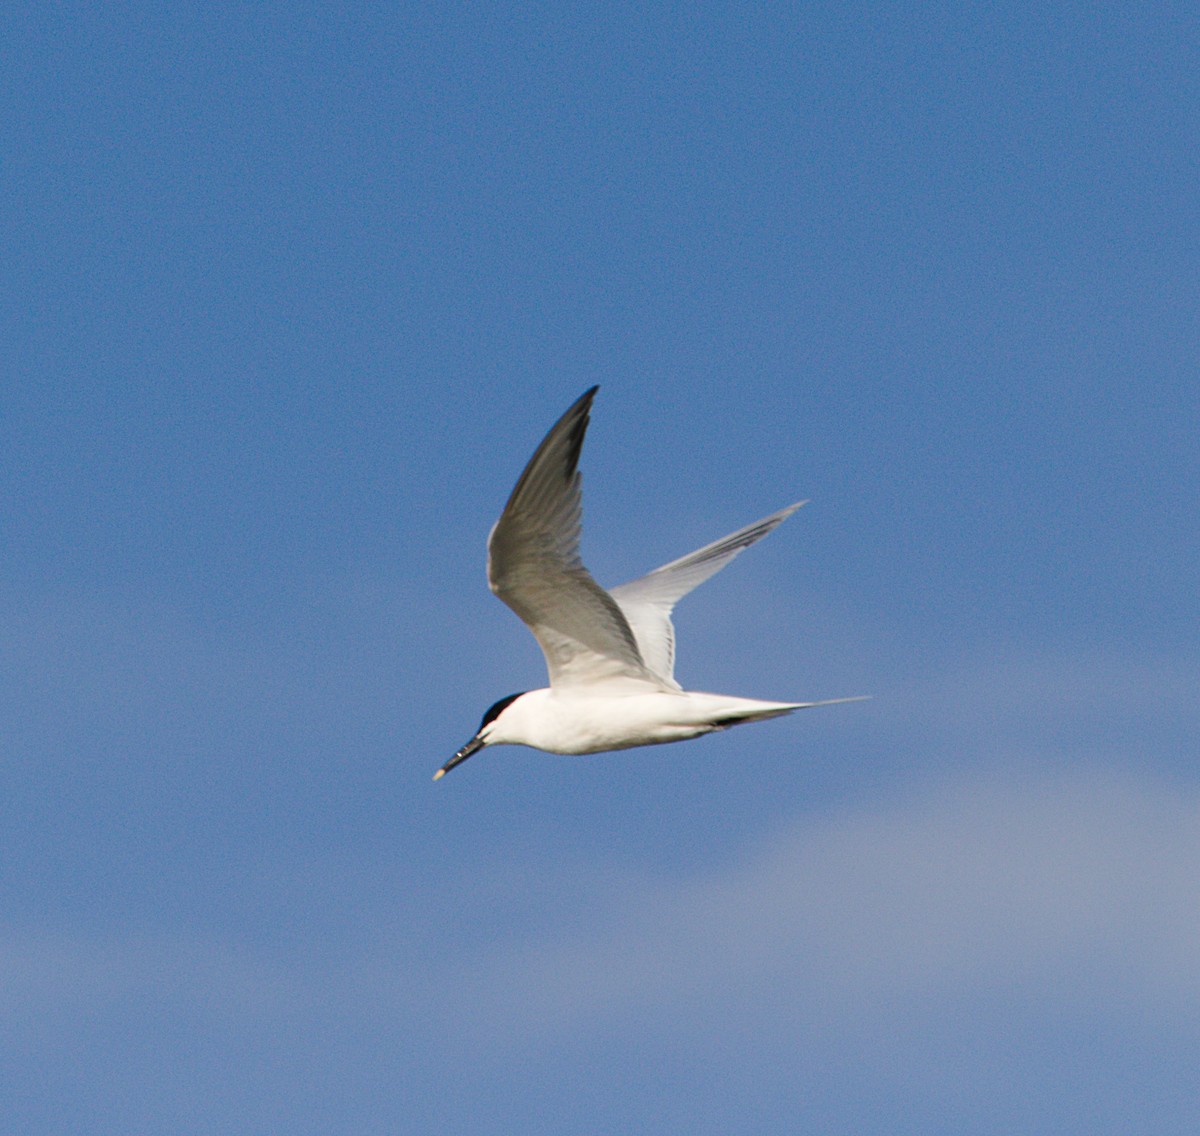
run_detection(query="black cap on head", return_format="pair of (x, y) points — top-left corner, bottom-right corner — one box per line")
(478, 691), (526, 732)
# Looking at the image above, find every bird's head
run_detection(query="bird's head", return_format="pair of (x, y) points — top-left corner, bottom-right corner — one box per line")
(434, 691), (528, 780)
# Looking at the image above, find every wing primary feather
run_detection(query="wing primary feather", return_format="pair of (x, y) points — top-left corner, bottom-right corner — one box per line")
(608, 502), (806, 684)
(500, 386), (596, 533)
(487, 388), (655, 689)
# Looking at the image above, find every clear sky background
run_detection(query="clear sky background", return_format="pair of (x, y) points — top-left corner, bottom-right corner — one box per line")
(3, 3), (1198, 1133)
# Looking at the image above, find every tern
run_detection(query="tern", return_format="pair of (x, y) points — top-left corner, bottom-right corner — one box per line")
(435, 387), (864, 780)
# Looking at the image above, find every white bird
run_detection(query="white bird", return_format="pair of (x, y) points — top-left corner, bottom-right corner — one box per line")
(435, 387), (864, 780)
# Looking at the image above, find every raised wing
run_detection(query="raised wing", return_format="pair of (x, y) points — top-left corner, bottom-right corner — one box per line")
(609, 503), (805, 686)
(487, 387), (660, 690)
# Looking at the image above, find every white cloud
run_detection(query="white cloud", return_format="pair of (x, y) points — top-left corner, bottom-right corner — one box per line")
(2, 619), (1196, 1075)
(454, 764), (1200, 1039)
(2, 759), (1197, 1088)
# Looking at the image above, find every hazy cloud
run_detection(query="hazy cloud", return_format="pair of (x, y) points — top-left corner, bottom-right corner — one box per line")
(455, 764), (1200, 1040)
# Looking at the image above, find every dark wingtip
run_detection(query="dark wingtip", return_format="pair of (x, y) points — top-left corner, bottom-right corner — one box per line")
(503, 388), (601, 509)
(562, 389), (597, 478)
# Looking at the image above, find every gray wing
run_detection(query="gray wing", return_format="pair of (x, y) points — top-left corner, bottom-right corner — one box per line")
(608, 503), (805, 686)
(487, 387), (661, 690)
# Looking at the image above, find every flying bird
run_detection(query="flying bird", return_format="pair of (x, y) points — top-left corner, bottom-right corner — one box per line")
(435, 388), (863, 780)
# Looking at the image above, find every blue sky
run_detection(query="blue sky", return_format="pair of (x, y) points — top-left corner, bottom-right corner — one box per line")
(3, 3), (1198, 1133)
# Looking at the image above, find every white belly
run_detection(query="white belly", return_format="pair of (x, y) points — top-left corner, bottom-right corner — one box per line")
(504, 688), (800, 755)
